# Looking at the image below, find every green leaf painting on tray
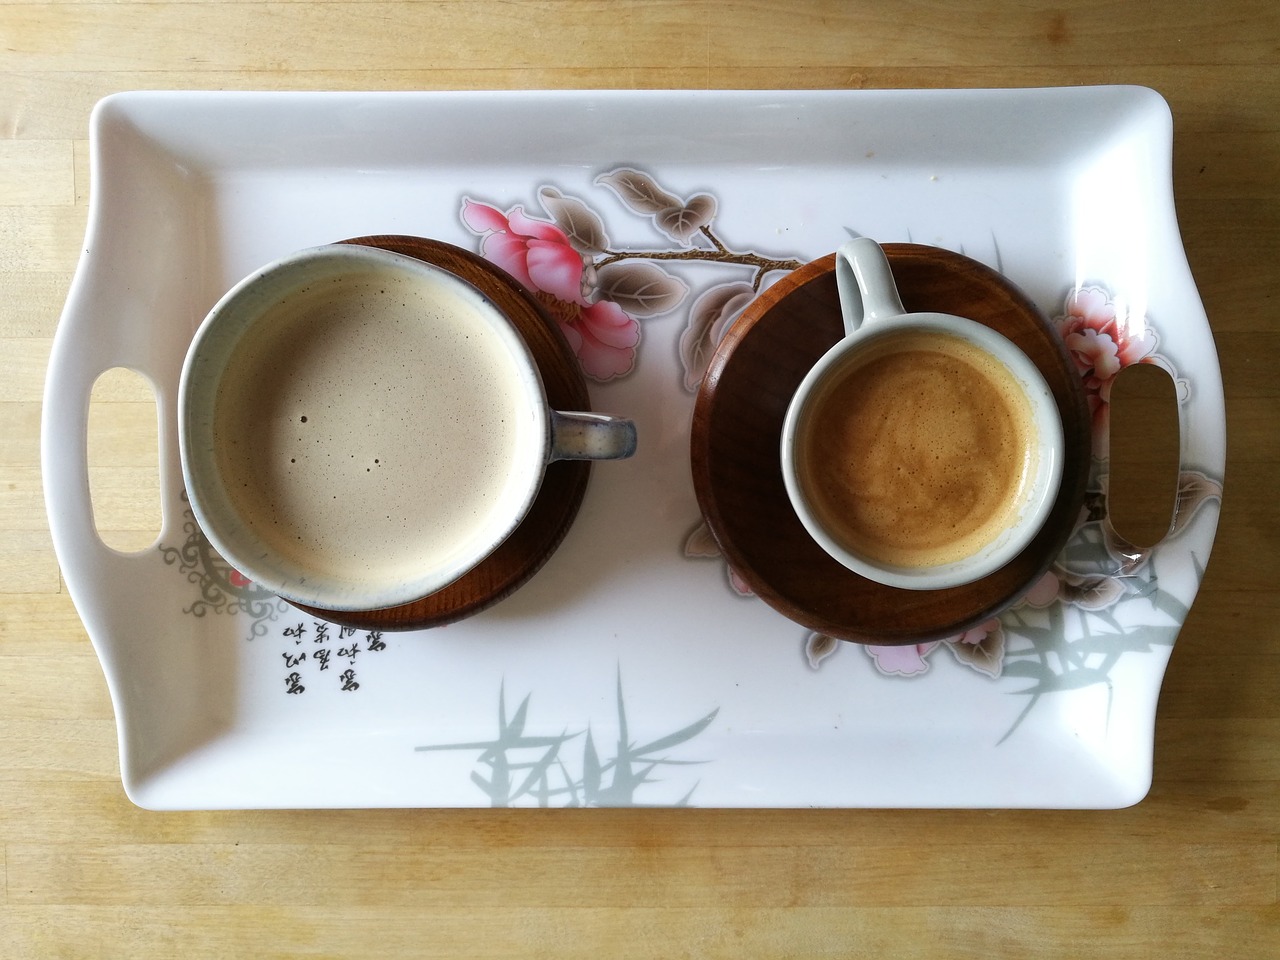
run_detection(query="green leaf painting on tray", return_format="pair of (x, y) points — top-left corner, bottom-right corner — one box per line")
(415, 671), (719, 808)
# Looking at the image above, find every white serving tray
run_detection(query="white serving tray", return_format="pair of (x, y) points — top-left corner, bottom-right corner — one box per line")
(42, 88), (1224, 809)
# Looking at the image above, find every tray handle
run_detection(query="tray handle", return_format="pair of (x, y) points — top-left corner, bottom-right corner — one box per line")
(1065, 299), (1225, 584)
(41, 265), (187, 598)
(1051, 86), (1225, 588)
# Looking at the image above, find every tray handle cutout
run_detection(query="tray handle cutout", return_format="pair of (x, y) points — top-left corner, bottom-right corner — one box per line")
(1091, 352), (1222, 580)
(86, 367), (163, 552)
(1104, 361), (1181, 548)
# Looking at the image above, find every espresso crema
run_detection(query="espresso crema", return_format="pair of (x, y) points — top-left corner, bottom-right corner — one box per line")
(213, 265), (538, 587)
(797, 328), (1038, 569)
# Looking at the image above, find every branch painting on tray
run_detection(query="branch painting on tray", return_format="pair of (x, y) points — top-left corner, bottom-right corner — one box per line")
(459, 167), (804, 387)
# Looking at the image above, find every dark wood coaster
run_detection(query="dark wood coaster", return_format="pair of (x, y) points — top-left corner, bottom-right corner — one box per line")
(290, 235), (592, 631)
(690, 243), (1091, 645)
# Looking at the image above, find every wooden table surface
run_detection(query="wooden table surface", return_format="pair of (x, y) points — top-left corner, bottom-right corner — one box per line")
(2, 2), (1277, 956)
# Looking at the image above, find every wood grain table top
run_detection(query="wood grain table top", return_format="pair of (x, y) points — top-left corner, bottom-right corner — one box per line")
(2, 2), (1276, 957)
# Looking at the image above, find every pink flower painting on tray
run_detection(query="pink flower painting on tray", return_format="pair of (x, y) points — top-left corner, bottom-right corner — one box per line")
(460, 199), (643, 381)
(1054, 285), (1160, 458)
(459, 168), (803, 388)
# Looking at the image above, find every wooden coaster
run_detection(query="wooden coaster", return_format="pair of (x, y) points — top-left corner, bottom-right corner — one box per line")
(290, 235), (592, 631)
(690, 243), (1091, 645)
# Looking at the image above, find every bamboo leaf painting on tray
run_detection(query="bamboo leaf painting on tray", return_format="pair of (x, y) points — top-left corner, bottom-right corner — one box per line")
(415, 673), (719, 808)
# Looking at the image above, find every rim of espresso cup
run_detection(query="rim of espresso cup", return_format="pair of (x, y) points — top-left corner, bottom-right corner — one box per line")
(780, 312), (1064, 591)
(178, 244), (558, 612)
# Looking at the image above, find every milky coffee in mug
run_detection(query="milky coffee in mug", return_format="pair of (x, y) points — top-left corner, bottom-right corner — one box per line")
(180, 244), (637, 612)
(781, 239), (1062, 590)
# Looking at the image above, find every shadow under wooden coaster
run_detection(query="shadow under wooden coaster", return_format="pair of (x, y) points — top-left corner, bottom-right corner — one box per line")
(691, 243), (1091, 645)
(290, 234), (592, 631)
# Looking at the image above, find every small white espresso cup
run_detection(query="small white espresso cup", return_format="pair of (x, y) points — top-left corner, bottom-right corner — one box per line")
(780, 238), (1063, 590)
(179, 244), (636, 611)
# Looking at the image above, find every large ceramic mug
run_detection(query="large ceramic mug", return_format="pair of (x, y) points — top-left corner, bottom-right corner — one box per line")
(179, 244), (637, 612)
(781, 238), (1063, 590)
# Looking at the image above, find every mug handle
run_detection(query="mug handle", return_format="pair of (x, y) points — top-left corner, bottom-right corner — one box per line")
(834, 237), (908, 335)
(550, 411), (638, 462)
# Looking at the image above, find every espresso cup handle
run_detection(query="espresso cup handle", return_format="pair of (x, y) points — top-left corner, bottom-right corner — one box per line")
(549, 411), (638, 462)
(835, 238), (908, 335)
